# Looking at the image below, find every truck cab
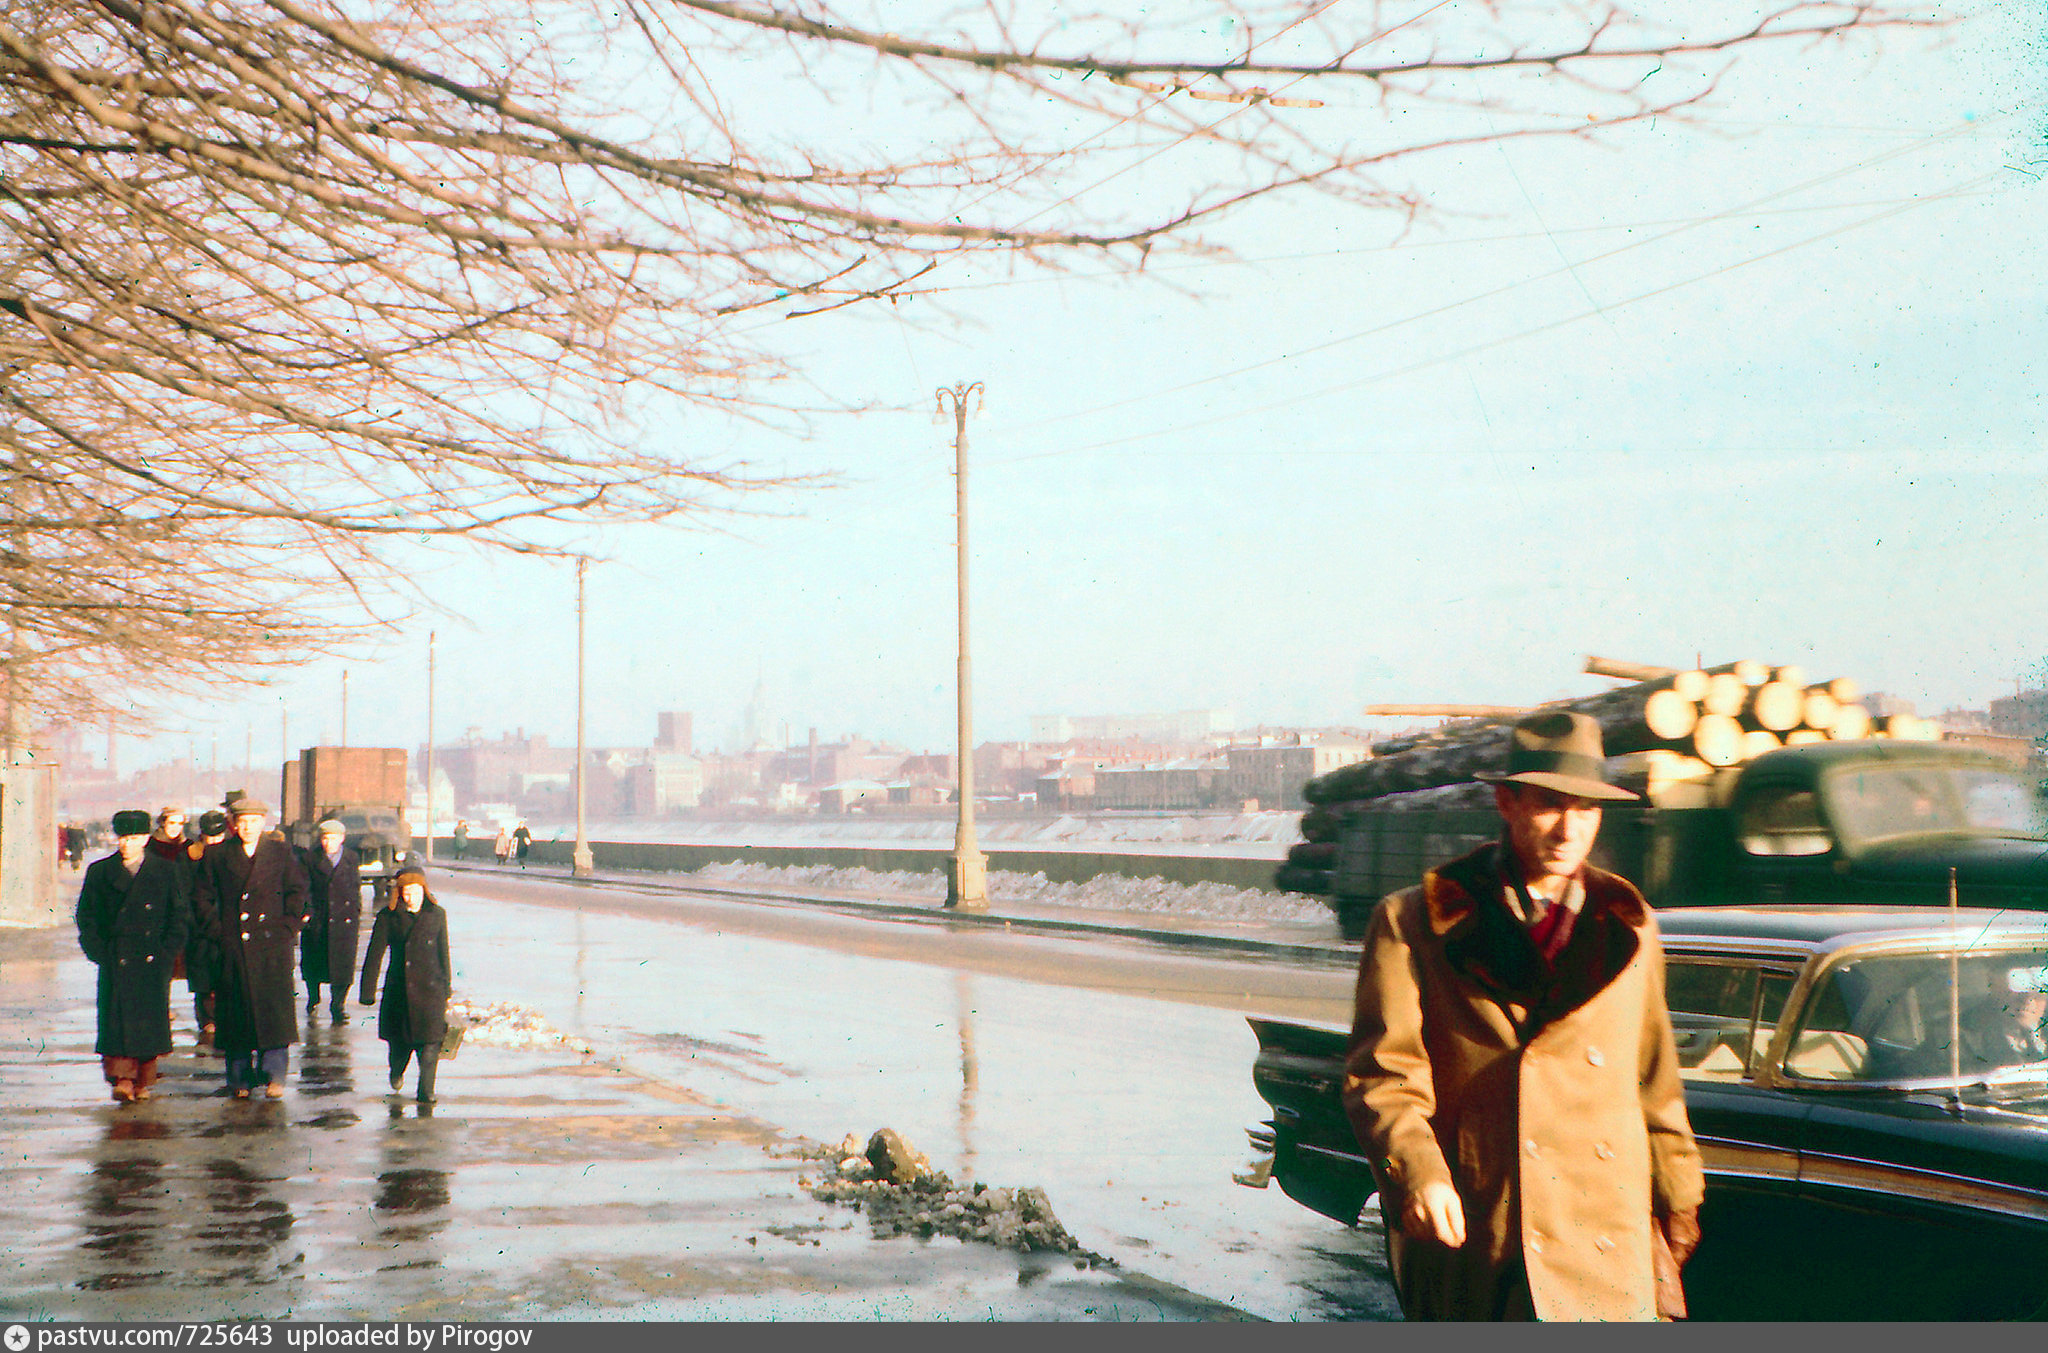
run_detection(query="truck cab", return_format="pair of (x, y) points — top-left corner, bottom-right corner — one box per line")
(1322, 741), (2048, 937)
(1674, 741), (2048, 910)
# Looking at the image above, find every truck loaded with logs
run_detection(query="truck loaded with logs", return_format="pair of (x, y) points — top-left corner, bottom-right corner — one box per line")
(1282, 657), (2048, 939)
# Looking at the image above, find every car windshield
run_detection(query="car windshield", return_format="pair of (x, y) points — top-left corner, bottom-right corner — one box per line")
(1824, 763), (2047, 846)
(1786, 944), (2048, 1085)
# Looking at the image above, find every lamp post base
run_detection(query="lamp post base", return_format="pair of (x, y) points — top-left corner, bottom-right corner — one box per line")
(945, 849), (988, 911)
(572, 844), (595, 878)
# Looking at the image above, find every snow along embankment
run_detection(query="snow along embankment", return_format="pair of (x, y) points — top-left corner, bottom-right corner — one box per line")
(686, 859), (1332, 925)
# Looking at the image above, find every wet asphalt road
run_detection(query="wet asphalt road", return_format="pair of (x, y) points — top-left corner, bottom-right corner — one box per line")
(0, 873), (1400, 1321)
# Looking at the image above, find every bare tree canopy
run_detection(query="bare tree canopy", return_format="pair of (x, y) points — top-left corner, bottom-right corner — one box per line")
(0, 0), (1921, 725)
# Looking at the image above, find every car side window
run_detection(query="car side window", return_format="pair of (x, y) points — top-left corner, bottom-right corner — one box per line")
(1738, 788), (1833, 857)
(1667, 960), (1781, 1082)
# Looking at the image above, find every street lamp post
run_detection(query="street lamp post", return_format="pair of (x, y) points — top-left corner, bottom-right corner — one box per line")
(425, 630), (436, 864)
(937, 382), (988, 911)
(573, 558), (594, 878)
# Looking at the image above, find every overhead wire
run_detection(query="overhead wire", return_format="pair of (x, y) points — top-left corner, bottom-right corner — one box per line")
(972, 111), (2006, 443)
(982, 164), (2007, 466)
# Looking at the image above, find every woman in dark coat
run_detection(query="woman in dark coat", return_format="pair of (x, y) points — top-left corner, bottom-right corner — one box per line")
(358, 864), (451, 1104)
(75, 810), (191, 1102)
(194, 797), (309, 1099)
(297, 818), (362, 1022)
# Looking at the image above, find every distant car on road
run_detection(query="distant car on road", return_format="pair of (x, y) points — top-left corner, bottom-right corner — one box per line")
(1249, 906), (2048, 1320)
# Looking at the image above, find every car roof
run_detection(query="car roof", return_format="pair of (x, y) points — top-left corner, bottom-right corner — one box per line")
(1743, 739), (2015, 779)
(1658, 905), (2048, 954)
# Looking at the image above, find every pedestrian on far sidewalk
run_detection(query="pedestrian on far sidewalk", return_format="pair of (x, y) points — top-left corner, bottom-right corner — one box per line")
(76, 810), (191, 1103)
(452, 820), (469, 861)
(493, 825), (512, 866)
(359, 863), (452, 1105)
(513, 821), (531, 869)
(195, 797), (309, 1100)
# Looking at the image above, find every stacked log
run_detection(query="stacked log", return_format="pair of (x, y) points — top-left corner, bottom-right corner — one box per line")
(1277, 655), (1938, 898)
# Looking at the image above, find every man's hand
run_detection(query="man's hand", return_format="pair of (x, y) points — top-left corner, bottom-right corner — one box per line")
(1403, 1180), (1466, 1248)
(1658, 1206), (1702, 1268)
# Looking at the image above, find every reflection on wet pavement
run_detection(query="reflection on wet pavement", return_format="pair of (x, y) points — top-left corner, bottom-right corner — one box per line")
(79, 1148), (171, 1290)
(1, 889), (1395, 1321)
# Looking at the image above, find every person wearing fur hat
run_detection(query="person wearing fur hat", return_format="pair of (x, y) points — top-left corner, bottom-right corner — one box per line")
(297, 819), (363, 1023)
(194, 797), (310, 1099)
(358, 864), (452, 1104)
(1342, 710), (1705, 1321)
(75, 810), (192, 1103)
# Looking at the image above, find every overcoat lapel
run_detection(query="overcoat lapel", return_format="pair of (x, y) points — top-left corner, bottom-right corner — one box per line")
(1423, 844), (1643, 1042)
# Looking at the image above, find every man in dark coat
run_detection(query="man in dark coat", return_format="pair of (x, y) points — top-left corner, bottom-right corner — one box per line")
(359, 863), (453, 1104)
(180, 808), (229, 1040)
(297, 818), (363, 1023)
(76, 810), (191, 1103)
(194, 796), (309, 1099)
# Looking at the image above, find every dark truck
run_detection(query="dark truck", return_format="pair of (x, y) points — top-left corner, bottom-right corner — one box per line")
(1312, 739), (2048, 938)
(281, 745), (410, 906)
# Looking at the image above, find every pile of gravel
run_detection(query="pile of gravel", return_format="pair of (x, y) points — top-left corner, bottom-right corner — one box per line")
(800, 1130), (1114, 1268)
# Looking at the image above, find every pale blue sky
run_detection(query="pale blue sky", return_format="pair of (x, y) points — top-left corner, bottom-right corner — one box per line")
(128, 2), (2048, 771)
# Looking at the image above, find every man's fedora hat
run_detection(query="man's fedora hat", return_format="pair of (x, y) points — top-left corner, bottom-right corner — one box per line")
(1475, 710), (1640, 802)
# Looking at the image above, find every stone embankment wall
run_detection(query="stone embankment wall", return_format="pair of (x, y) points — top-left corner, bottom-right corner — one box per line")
(423, 836), (1284, 893)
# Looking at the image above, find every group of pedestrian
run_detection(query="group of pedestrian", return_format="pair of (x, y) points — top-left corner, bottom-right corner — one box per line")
(74, 796), (453, 1107)
(490, 821), (530, 867)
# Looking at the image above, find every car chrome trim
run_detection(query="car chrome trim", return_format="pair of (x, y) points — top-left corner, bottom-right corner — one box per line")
(1297, 1142), (1375, 1169)
(1797, 1151), (2048, 1222)
(1694, 1135), (1800, 1184)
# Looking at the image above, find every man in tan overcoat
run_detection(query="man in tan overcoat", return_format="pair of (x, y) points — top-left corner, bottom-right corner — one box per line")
(1343, 710), (1706, 1321)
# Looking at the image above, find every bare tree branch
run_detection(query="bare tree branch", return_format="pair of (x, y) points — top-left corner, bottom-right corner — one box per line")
(0, 0), (1930, 730)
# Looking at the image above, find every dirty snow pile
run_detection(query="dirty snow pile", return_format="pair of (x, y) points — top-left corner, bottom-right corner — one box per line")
(446, 997), (595, 1056)
(994, 869), (1330, 922)
(690, 860), (1330, 924)
(801, 1130), (1113, 1268)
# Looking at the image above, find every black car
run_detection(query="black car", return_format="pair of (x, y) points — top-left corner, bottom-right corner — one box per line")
(1248, 906), (2048, 1320)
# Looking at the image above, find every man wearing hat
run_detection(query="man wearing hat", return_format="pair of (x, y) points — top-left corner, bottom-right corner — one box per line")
(1342, 710), (1705, 1321)
(194, 796), (310, 1099)
(182, 809), (231, 1039)
(297, 818), (363, 1022)
(75, 811), (192, 1102)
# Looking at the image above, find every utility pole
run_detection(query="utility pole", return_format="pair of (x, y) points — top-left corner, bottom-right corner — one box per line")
(340, 670), (349, 748)
(573, 558), (594, 878)
(425, 630), (436, 864)
(937, 382), (988, 911)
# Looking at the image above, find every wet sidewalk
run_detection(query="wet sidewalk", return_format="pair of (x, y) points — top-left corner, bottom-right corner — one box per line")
(0, 919), (1264, 1322)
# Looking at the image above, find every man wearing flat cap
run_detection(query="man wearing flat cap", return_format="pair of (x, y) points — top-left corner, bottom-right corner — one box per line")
(297, 818), (363, 1023)
(194, 796), (310, 1099)
(1342, 710), (1705, 1321)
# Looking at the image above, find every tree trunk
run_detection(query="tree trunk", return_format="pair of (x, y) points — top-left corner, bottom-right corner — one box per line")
(1747, 681), (1805, 732)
